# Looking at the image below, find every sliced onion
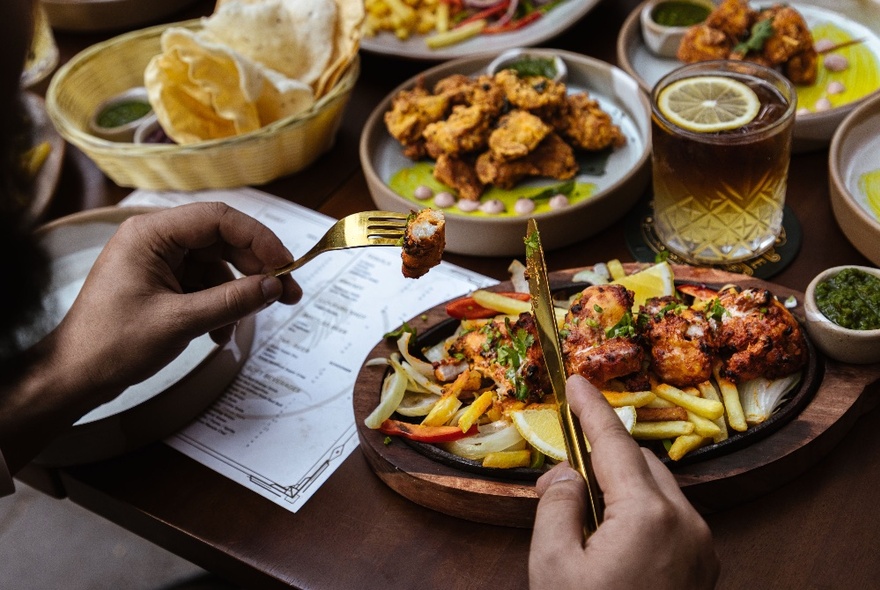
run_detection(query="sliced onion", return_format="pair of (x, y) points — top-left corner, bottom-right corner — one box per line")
(397, 332), (434, 377)
(463, 0), (506, 7)
(389, 355), (443, 395)
(364, 363), (407, 429)
(395, 390), (442, 417)
(442, 421), (525, 460)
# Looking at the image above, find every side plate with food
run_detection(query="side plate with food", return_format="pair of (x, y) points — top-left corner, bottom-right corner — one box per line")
(616, 0), (880, 150)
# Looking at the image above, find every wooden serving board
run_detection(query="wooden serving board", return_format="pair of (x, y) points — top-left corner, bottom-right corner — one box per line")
(353, 265), (880, 528)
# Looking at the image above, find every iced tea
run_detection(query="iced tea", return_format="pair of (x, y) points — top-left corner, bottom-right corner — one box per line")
(651, 61), (796, 264)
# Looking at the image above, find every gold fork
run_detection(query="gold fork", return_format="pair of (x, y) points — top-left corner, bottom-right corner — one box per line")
(273, 211), (409, 277)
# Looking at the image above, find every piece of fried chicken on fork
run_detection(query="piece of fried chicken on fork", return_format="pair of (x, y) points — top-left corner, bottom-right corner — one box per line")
(561, 284), (645, 387)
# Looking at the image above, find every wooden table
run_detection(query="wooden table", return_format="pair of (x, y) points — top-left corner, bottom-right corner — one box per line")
(24, 0), (880, 587)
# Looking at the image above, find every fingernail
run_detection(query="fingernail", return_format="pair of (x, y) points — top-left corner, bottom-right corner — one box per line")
(261, 275), (282, 303)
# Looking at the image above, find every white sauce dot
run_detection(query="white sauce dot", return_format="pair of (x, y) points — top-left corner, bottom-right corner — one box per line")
(479, 199), (506, 214)
(827, 81), (846, 95)
(414, 185), (434, 200)
(814, 97), (833, 112)
(548, 194), (570, 209)
(796, 107), (811, 116)
(823, 54), (849, 72)
(434, 191), (456, 208)
(457, 198), (480, 213)
(514, 198), (536, 215)
(814, 38), (835, 53)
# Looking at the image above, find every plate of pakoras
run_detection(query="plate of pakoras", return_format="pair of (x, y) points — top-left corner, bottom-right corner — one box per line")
(616, 0), (880, 151)
(359, 50), (652, 257)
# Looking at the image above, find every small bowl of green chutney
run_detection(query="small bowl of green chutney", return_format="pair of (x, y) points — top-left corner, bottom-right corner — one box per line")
(639, 0), (713, 58)
(88, 86), (153, 143)
(804, 265), (880, 364)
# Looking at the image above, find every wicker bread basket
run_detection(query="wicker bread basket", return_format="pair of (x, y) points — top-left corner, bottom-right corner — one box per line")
(46, 20), (359, 190)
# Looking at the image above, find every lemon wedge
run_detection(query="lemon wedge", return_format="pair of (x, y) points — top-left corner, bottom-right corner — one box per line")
(510, 408), (567, 462)
(511, 404), (640, 462)
(614, 405), (637, 434)
(658, 76), (760, 133)
(611, 261), (675, 309)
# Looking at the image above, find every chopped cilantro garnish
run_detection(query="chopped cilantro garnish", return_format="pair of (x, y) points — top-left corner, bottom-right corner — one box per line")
(734, 19), (774, 55)
(606, 311), (637, 339)
(524, 231), (540, 257)
(706, 299), (728, 322)
(384, 322), (417, 340)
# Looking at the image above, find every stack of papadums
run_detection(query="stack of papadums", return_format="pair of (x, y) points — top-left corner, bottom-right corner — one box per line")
(144, 0), (363, 145)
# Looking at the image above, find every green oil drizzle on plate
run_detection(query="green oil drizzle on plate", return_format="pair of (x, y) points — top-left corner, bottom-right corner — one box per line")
(389, 161), (598, 218)
(796, 23), (880, 111)
(858, 169), (880, 220)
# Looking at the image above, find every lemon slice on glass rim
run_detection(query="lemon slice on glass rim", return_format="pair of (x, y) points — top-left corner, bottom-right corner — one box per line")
(657, 76), (761, 133)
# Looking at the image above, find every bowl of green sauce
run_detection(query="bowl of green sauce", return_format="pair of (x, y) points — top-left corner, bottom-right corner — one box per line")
(804, 265), (880, 364)
(639, 0), (713, 58)
(88, 87), (153, 143)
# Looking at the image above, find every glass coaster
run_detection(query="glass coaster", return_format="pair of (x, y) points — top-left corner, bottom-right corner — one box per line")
(624, 198), (802, 280)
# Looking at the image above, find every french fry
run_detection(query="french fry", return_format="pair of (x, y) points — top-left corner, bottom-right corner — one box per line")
(697, 380), (729, 443)
(645, 396), (676, 409)
(653, 383), (724, 420)
(631, 420), (695, 439)
(636, 406), (688, 422)
(686, 411), (721, 439)
(602, 390), (655, 408)
(713, 365), (747, 432)
(681, 385), (721, 439)
(457, 390), (493, 433)
(668, 434), (706, 461)
(482, 450), (531, 469)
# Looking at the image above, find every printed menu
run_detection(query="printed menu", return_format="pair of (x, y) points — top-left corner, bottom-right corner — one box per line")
(120, 188), (496, 512)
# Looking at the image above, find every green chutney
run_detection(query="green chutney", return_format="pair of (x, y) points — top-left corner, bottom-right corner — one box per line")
(814, 268), (880, 330)
(651, 1), (711, 27)
(97, 100), (152, 129)
(506, 56), (557, 80)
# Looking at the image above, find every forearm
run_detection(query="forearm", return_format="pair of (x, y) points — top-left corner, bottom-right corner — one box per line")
(0, 330), (124, 473)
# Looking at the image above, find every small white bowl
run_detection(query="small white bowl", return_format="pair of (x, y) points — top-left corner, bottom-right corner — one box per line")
(487, 48), (567, 83)
(804, 265), (880, 364)
(639, 0), (712, 58)
(88, 86), (153, 143)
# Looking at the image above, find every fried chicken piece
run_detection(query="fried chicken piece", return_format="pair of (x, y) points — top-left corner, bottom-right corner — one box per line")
(432, 153), (484, 201)
(434, 74), (506, 116)
(447, 313), (550, 403)
(384, 80), (449, 158)
(423, 104), (493, 159)
(677, 24), (735, 63)
(714, 288), (808, 383)
(740, 6), (817, 84)
(494, 69), (567, 113)
(553, 93), (626, 152)
(704, 0), (754, 39)
(640, 296), (715, 388)
(561, 284), (644, 387)
(488, 109), (552, 161)
(475, 133), (577, 189)
(401, 209), (445, 279)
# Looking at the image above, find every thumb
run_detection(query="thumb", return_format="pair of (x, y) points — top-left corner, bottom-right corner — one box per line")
(531, 466), (587, 552)
(178, 274), (282, 338)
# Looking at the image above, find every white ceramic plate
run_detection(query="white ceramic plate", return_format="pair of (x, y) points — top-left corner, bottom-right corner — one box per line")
(360, 0), (600, 61)
(23, 207), (254, 466)
(616, 1), (880, 151)
(21, 92), (65, 224)
(828, 93), (880, 265)
(360, 50), (651, 256)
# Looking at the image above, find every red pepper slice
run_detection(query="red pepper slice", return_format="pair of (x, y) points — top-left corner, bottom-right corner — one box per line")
(444, 291), (531, 320)
(455, 1), (510, 28)
(483, 11), (542, 34)
(379, 419), (477, 442)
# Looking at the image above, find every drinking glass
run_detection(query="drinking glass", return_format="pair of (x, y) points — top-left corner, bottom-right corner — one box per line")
(651, 60), (797, 264)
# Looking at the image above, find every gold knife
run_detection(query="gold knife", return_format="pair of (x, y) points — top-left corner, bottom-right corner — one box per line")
(525, 218), (603, 536)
